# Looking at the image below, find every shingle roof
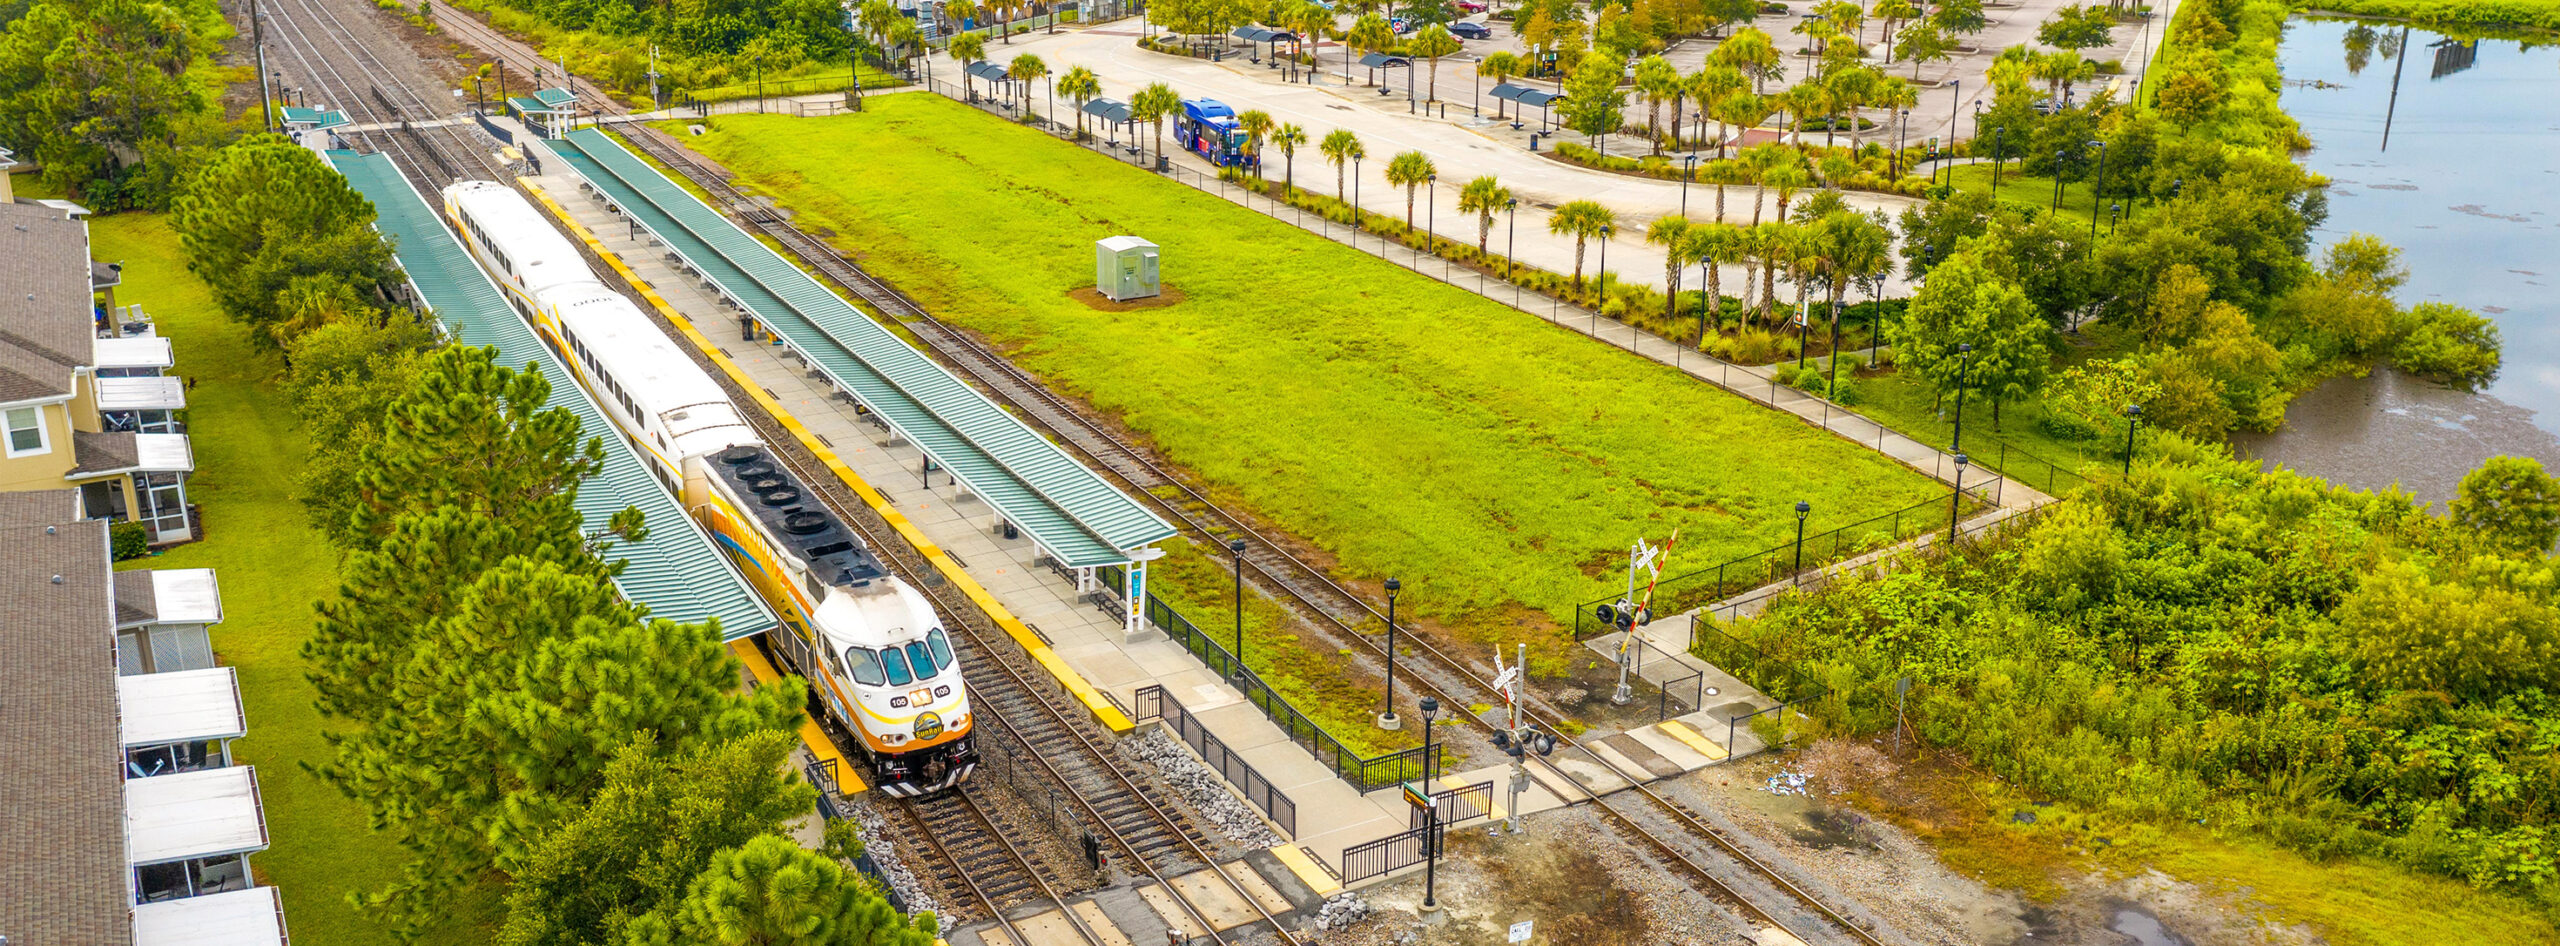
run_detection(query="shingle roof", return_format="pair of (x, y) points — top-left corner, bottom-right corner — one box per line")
(0, 200), (96, 402)
(0, 491), (129, 946)
(114, 569), (158, 628)
(71, 429), (138, 476)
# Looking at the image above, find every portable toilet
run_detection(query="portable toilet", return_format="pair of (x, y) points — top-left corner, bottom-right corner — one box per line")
(1096, 236), (1160, 301)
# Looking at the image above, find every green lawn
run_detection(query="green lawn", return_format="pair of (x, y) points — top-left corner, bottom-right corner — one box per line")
(661, 96), (1944, 668)
(91, 213), (492, 945)
(1944, 162), (2155, 234)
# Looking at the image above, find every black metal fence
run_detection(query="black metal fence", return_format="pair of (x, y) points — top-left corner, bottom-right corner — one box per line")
(1341, 821), (1435, 884)
(1410, 780), (1494, 829)
(1572, 487), (1981, 639)
(1134, 684), (1298, 837)
(1099, 564), (1440, 791)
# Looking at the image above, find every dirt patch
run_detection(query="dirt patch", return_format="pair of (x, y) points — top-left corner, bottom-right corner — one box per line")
(1066, 284), (1188, 311)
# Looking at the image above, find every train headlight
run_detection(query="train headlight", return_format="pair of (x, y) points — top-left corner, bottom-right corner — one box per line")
(914, 712), (945, 740)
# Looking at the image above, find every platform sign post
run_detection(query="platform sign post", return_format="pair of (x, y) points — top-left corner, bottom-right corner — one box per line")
(1402, 780), (1431, 811)
(1125, 558), (1146, 635)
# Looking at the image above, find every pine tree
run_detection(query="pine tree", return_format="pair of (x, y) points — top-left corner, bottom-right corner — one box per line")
(627, 836), (939, 946)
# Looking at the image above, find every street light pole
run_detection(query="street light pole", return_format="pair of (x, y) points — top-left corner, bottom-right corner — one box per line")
(1681, 154), (1698, 215)
(1353, 155), (1363, 232)
(1229, 538), (1248, 679)
(1420, 695), (1441, 912)
(1991, 127), (2004, 195)
(1505, 197), (1518, 279)
(1791, 501), (1811, 582)
(2087, 139), (2108, 242)
(1426, 172), (1437, 252)
(2050, 151), (2065, 211)
(1948, 452), (1969, 542)
(1379, 578), (1402, 730)
(1952, 342), (1973, 452)
(2123, 404), (2143, 476)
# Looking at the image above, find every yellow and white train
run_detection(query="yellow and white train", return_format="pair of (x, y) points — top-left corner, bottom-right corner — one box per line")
(440, 180), (975, 795)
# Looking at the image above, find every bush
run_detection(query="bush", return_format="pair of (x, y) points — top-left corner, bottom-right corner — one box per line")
(2392, 301), (2501, 389)
(111, 521), (151, 560)
(1710, 326), (1796, 365)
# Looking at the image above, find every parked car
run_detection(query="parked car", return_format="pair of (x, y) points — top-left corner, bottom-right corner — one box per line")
(1456, 0), (1488, 11)
(1450, 21), (1493, 39)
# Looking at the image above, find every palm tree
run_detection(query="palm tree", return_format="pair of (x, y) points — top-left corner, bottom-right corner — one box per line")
(1384, 150), (1435, 230)
(1290, 2), (1336, 79)
(1349, 13), (1395, 86)
(1547, 200), (1615, 288)
(1059, 65), (1101, 140)
(1478, 52), (1522, 118)
(1270, 123), (1308, 191)
(952, 32), (988, 100)
(1812, 210), (1892, 365)
(1321, 128), (1364, 202)
(1710, 92), (1771, 161)
(1825, 66), (1882, 147)
(1759, 220), (1800, 323)
(888, 19), (923, 77)
(1739, 144), (1792, 225)
(1708, 26), (1782, 93)
(1008, 53), (1050, 122)
(1131, 82), (1183, 167)
(1457, 175), (1511, 253)
(1700, 159), (1752, 222)
(1682, 66), (1745, 154)
(1777, 83), (1830, 141)
(1408, 25), (1461, 103)
(1646, 215), (1695, 319)
(1236, 109), (1276, 175)
(1871, 0), (1921, 63)
(1685, 221), (1746, 341)
(1632, 55), (1680, 154)
(1765, 162), (1813, 222)
(1877, 76), (1919, 177)
(946, 0), (983, 33)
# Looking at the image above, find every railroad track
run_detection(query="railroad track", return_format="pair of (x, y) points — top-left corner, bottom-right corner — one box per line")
(253, 0), (508, 192)
(381, 8), (1898, 943)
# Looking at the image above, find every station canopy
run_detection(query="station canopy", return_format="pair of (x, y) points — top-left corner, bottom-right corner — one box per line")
(965, 61), (1011, 84)
(1358, 52), (1412, 69)
(1233, 26), (1297, 42)
(1081, 97), (1133, 124)
(1492, 82), (1565, 108)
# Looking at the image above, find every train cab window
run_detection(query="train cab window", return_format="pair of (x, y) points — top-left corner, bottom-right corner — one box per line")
(880, 646), (915, 686)
(926, 628), (954, 674)
(843, 647), (886, 686)
(902, 640), (939, 680)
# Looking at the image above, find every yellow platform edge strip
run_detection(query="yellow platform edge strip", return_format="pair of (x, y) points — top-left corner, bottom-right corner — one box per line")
(1266, 844), (1342, 897)
(526, 179), (1135, 734)
(729, 641), (868, 794)
(1656, 718), (1730, 761)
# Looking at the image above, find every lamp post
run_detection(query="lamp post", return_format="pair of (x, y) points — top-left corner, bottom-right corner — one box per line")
(1352, 154), (1364, 232)
(1505, 197), (1518, 279)
(1681, 154), (1699, 215)
(1597, 223), (1614, 295)
(2087, 139), (2107, 242)
(2123, 404), (2143, 476)
(1420, 695), (1442, 912)
(1952, 342), (1973, 452)
(1791, 500), (1811, 582)
(1229, 538), (1248, 680)
(1991, 127), (2005, 195)
(1948, 453), (1969, 542)
(1942, 79), (1960, 185)
(2049, 150), (2066, 211)
(1379, 578), (1402, 730)
(1426, 172), (1437, 253)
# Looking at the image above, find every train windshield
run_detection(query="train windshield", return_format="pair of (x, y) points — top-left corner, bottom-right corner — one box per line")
(903, 640), (940, 679)
(926, 629), (954, 672)
(843, 646), (886, 686)
(880, 646), (915, 686)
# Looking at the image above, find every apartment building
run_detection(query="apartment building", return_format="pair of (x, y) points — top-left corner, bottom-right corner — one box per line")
(0, 489), (281, 945)
(0, 155), (196, 544)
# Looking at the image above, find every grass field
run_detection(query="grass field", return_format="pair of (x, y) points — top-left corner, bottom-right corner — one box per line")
(91, 213), (493, 945)
(1942, 162), (2147, 234)
(661, 95), (1944, 666)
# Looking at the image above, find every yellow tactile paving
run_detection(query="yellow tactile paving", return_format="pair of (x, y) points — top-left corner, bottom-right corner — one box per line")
(728, 641), (866, 794)
(1266, 844), (1342, 897)
(1439, 774), (1504, 820)
(526, 179), (1133, 733)
(1655, 719), (1731, 762)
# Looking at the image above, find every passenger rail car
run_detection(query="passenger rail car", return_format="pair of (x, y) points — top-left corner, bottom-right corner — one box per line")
(440, 180), (976, 795)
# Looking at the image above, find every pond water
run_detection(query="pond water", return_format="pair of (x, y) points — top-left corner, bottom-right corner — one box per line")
(2229, 17), (2560, 503)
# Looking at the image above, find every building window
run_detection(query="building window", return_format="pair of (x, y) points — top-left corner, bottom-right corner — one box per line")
(5, 405), (47, 456)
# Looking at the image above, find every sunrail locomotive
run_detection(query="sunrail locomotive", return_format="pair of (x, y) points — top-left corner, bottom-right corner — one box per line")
(439, 180), (976, 795)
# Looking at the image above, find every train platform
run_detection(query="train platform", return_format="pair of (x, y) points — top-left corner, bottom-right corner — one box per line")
(514, 156), (1436, 879)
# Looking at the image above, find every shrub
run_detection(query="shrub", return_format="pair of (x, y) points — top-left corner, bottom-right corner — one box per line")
(1711, 326), (1796, 365)
(2392, 301), (2501, 389)
(111, 522), (151, 560)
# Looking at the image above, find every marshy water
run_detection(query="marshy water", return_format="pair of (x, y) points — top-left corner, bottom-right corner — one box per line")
(2228, 17), (2560, 503)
